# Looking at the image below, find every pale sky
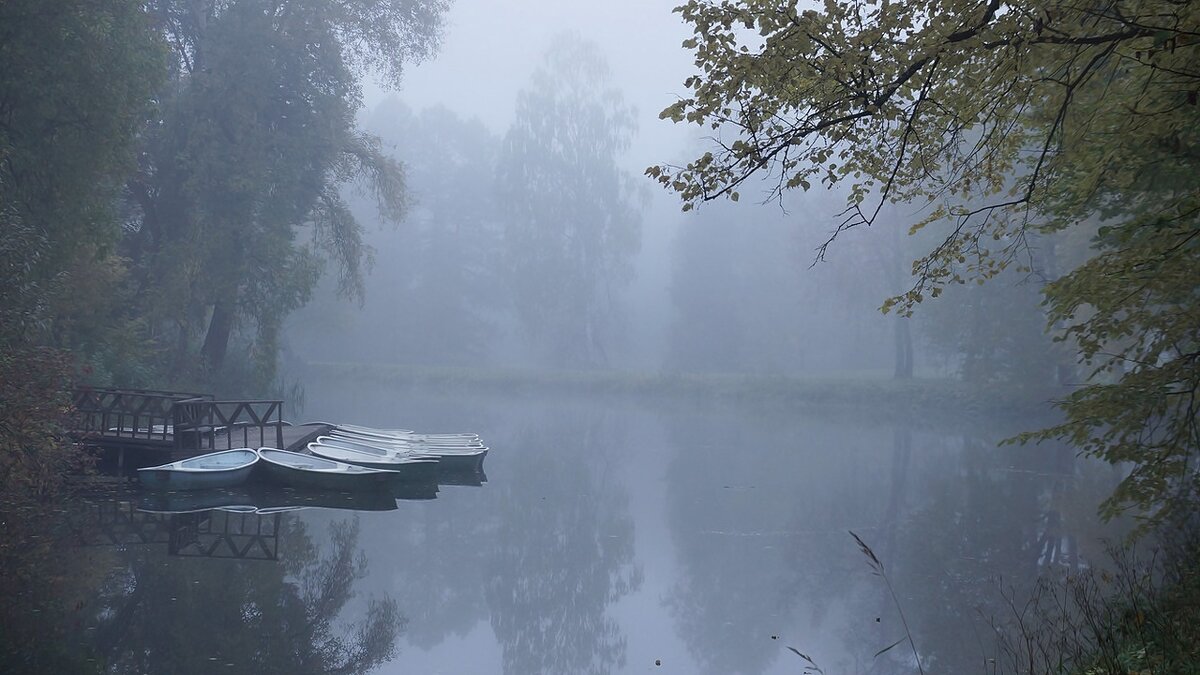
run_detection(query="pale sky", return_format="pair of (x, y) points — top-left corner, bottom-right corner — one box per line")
(365, 0), (699, 170)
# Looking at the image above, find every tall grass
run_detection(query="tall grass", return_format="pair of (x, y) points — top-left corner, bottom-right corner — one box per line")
(986, 529), (1200, 674)
(788, 528), (1200, 674)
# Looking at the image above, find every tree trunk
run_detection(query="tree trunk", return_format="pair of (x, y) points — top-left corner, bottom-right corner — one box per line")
(200, 300), (234, 370)
(890, 222), (914, 379)
(893, 314), (913, 379)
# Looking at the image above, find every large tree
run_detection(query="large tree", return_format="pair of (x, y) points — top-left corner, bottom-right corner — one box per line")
(496, 37), (643, 368)
(125, 0), (447, 384)
(366, 101), (504, 365)
(0, 0), (166, 345)
(651, 0), (1200, 525)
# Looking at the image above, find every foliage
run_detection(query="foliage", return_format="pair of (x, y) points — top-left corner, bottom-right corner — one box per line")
(0, 347), (89, 501)
(971, 527), (1200, 674)
(378, 104), (506, 365)
(496, 36), (643, 367)
(120, 0), (447, 388)
(667, 199), (808, 374)
(0, 0), (167, 344)
(918, 264), (1060, 385)
(1020, 200), (1200, 525)
(288, 99), (507, 368)
(653, 0), (1200, 524)
(369, 101), (503, 363)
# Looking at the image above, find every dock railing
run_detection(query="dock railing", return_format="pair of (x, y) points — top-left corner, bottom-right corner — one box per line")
(171, 398), (285, 452)
(72, 388), (211, 445)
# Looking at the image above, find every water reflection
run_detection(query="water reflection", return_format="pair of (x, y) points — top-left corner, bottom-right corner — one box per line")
(659, 408), (1127, 675)
(663, 408), (864, 675)
(773, 425), (1125, 674)
(1, 389), (1134, 674)
(872, 436), (1124, 675)
(0, 495), (108, 672)
(483, 411), (642, 674)
(0, 486), (411, 674)
(135, 484), (424, 515)
(85, 506), (400, 673)
(69, 499), (284, 560)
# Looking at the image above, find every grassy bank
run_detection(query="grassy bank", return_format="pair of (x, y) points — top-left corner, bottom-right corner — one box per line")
(305, 361), (1064, 421)
(992, 530), (1200, 675)
(1083, 567), (1200, 674)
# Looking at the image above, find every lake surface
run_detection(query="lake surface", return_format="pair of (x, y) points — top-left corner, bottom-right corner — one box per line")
(1, 379), (1127, 674)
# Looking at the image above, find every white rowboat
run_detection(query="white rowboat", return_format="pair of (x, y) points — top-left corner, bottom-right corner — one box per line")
(137, 448), (259, 490)
(256, 448), (399, 491)
(332, 422), (480, 443)
(329, 428), (484, 449)
(307, 442), (439, 482)
(318, 435), (488, 471)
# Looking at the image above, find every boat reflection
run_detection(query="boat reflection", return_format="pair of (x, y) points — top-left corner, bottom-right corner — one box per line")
(437, 466), (487, 487)
(136, 483), (429, 515)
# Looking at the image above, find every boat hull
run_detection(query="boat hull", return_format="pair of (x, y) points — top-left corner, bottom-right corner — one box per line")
(256, 449), (399, 491)
(334, 423), (479, 442)
(331, 429), (483, 448)
(308, 443), (439, 483)
(320, 435), (488, 471)
(137, 449), (259, 491)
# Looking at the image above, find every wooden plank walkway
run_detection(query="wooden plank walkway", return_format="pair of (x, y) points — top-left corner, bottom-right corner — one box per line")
(78, 424), (328, 456)
(158, 424), (329, 462)
(71, 387), (329, 465)
(186, 423), (329, 458)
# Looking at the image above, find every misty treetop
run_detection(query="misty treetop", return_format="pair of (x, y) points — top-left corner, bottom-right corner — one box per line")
(288, 100), (506, 367)
(655, 0), (1200, 524)
(496, 36), (644, 368)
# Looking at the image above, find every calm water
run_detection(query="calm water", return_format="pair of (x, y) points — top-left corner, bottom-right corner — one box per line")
(1, 379), (1126, 674)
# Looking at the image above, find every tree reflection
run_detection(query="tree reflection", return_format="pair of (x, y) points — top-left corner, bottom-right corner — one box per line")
(362, 489), (495, 650)
(0, 497), (108, 672)
(660, 407), (1127, 675)
(771, 422), (1126, 675)
(875, 436), (1125, 674)
(483, 410), (642, 674)
(86, 513), (402, 674)
(662, 409), (888, 675)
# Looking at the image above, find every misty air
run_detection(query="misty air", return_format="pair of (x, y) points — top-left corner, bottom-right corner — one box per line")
(2, 1), (1198, 673)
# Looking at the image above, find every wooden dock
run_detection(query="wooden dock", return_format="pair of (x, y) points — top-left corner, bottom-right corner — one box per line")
(70, 387), (329, 467)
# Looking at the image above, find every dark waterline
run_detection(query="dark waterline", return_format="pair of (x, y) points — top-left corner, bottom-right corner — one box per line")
(2, 379), (1126, 674)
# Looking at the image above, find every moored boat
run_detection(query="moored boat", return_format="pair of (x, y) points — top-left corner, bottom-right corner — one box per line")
(318, 434), (488, 471)
(256, 448), (400, 491)
(330, 428), (484, 449)
(325, 431), (485, 454)
(137, 448), (259, 490)
(331, 422), (481, 444)
(307, 441), (439, 483)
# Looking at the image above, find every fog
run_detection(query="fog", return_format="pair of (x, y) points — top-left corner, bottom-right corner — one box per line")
(284, 0), (1052, 382)
(7, 1), (1189, 672)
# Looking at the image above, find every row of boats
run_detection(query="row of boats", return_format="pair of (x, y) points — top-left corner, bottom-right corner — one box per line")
(137, 423), (488, 492)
